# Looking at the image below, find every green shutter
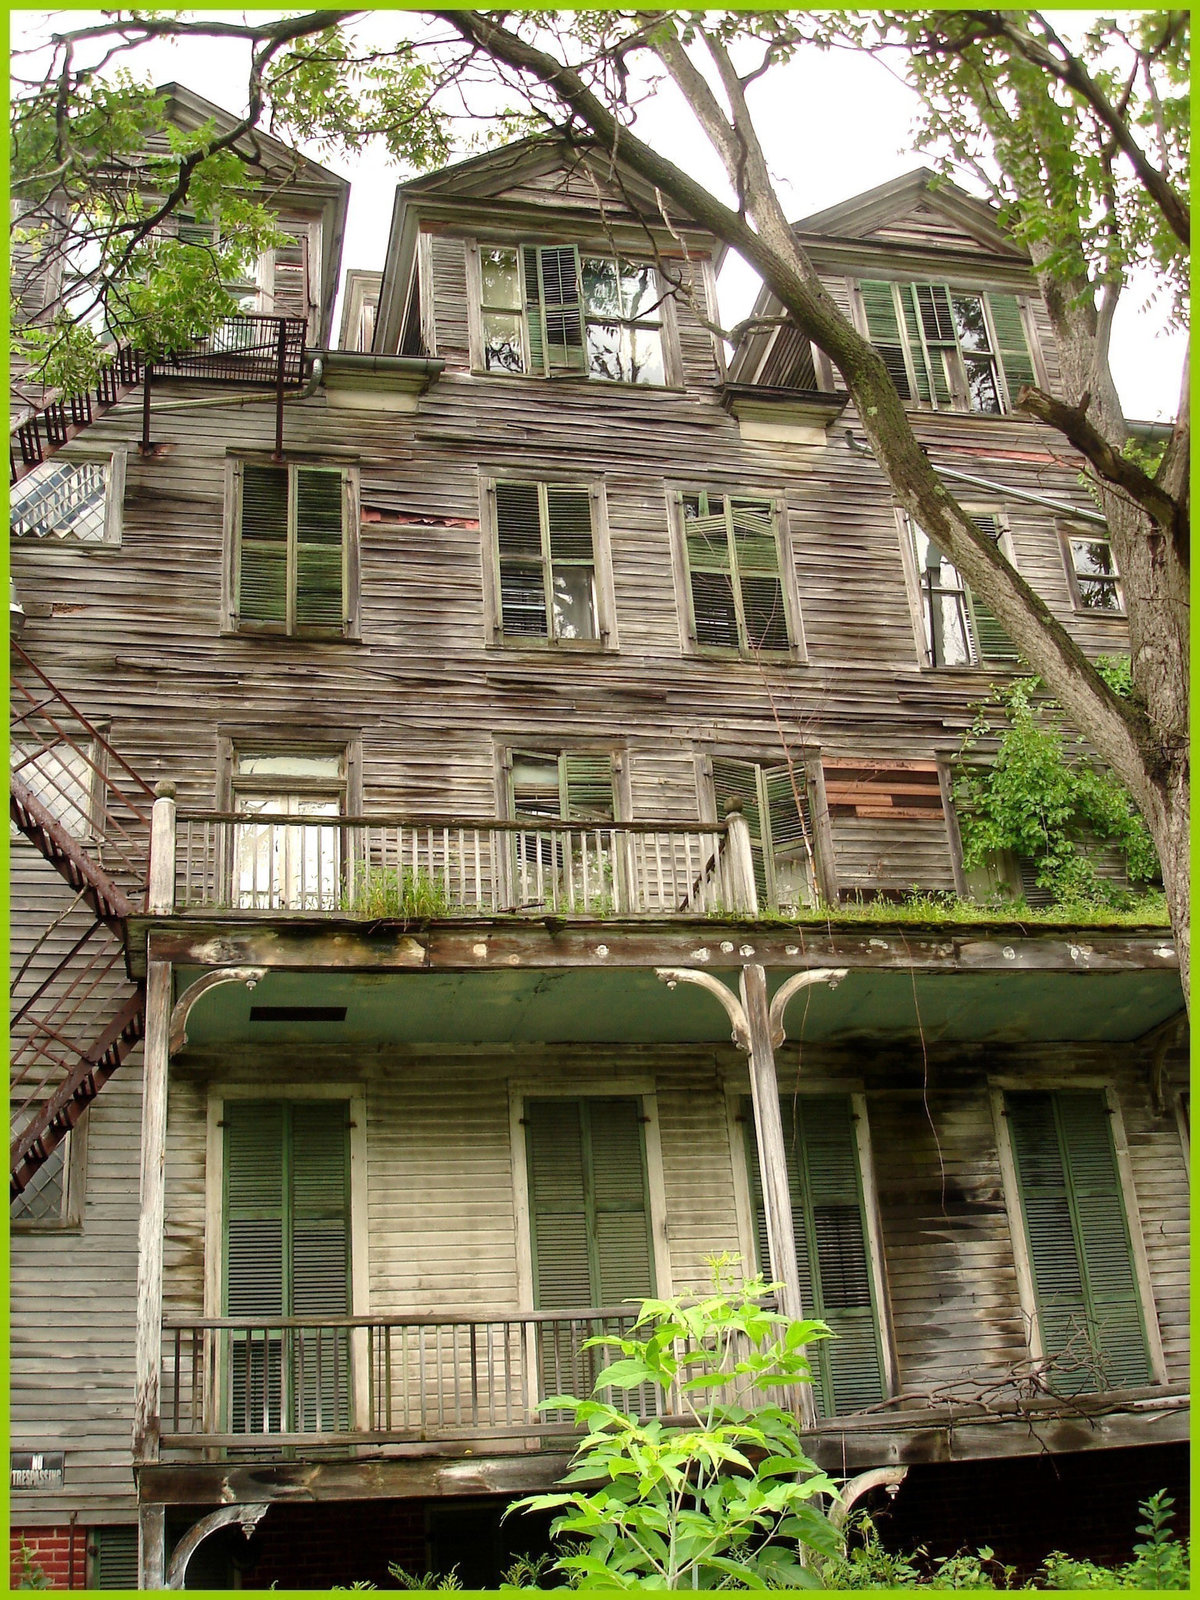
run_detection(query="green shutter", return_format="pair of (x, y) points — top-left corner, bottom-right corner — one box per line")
(294, 467), (345, 630)
(1006, 1091), (1151, 1394)
(545, 486), (593, 562)
(527, 1098), (653, 1310)
(92, 1527), (140, 1589)
(238, 464), (289, 623)
(522, 245), (546, 373)
(224, 1102), (352, 1433)
(684, 497), (739, 650)
(988, 293), (1037, 400)
(744, 1095), (885, 1419)
(904, 284), (953, 406)
(495, 481), (548, 636)
(561, 753), (614, 821)
(964, 517), (1021, 664)
(730, 498), (790, 652)
(761, 763), (815, 908)
(859, 280), (914, 400)
(712, 757), (769, 906)
(537, 245), (586, 372)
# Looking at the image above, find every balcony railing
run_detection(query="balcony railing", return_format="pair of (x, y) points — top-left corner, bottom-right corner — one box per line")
(160, 1307), (779, 1451)
(152, 809), (758, 919)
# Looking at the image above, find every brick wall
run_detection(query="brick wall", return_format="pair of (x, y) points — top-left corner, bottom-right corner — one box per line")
(9, 1526), (87, 1590)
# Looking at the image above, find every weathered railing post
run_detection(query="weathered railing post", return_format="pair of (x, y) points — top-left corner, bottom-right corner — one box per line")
(148, 781), (177, 914)
(724, 798), (759, 915)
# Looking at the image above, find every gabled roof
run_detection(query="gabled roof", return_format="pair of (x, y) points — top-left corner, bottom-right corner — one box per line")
(793, 166), (1024, 259)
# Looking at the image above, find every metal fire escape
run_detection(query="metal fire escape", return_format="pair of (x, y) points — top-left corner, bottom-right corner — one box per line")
(10, 317), (307, 1200)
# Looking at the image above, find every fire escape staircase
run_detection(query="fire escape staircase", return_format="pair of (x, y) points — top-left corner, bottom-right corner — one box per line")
(9, 315), (307, 1201)
(9, 645), (157, 1200)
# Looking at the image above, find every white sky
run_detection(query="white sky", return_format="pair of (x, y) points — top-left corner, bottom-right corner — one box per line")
(13, 9), (1185, 420)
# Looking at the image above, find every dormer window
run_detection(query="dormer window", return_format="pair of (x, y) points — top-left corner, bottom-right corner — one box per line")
(477, 243), (665, 385)
(856, 279), (1037, 414)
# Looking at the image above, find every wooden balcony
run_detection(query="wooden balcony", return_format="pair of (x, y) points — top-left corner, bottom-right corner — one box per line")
(159, 1307), (730, 1455)
(150, 803), (758, 920)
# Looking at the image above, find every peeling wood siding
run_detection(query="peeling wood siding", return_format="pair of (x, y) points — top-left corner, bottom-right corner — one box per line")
(864, 214), (995, 251)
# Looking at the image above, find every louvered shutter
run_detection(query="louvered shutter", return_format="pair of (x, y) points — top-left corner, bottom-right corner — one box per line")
(92, 1527), (140, 1589)
(522, 246), (546, 373)
(906, 284), (954, 406)
(562, 753), (614, 820)
(1016, 856), (1055, 908)
(712, 757), (770, 906)
(290, 1102), (351, 1430)
(744, 1096), (884, 1418)
(987, 293), (1036, 400)
(537, 245), (586, 372)
(859, 280), (914, 400)
(238, 464), (289, 624)
(272, 229), (311, 322)
(527, 1100), (594, 1310)
(683, 496), (739, 649)
(731, 498), (790, 651)
(762, 763), (815, 908)
(1006, 1091), (1151, 1393)
(590, 1099), (655, 1308)
(225, 1101), (286, 1432)
(294, 468), (345, 630)
(495, 481), (548, 636)
(964, 516), (1020, 664)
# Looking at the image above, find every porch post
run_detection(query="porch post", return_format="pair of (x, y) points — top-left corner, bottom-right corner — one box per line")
(138, 1500), (166, 1591)
(724, 799), (759, 915)
(739, 961), (818, 1431)
(133, 957), (172, 1467)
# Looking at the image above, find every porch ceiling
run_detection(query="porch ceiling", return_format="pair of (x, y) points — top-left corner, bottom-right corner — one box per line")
(173, 963), (1183, 1049)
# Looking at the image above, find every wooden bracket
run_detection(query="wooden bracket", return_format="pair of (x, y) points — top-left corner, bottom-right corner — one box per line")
(655, 966), (749, 1051)
(769, 967), (849, 1048)
(829, 1466), (909, 1529)
(165, 1502), (270, 1589)
(168, 966), (268, 1055)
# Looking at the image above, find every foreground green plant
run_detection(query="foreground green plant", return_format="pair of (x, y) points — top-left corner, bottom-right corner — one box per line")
(509, 1260), (840, 1589)
(819, 1490), (1187, 1590)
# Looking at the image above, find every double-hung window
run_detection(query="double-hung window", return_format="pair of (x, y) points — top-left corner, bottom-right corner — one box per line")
(711, 756), (816, 910)
(858, 279), (1036, 413)
(229, 459), (356, 637)
(230, 748), (346, 911)
(1001, 1090), (1155, 1393)
(679, 491), (796, 657)
(1062, 527), (1124, 613)
(10, 451), (124, 545)
(479, 243), (665, 384)
(742, 1094), (887, 1418)
(907, 513), (1019, 668)
(10, 1104), (83, 1228)
(490, 480), (602, 644)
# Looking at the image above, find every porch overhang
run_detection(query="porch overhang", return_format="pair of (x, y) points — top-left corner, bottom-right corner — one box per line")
(131, 918), (1183, 1048)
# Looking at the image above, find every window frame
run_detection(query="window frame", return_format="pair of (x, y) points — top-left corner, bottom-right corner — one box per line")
(480, 472), (617, 650)
(10, 1107), (87, 1231)
(466, 237), (681, 389)
(852, 277), (1044, 415)
(670, 485), (805, 662)
(990, 1079), (1166, 1386)
(1059, 523), (1126, 616)
(499, 744), (629, 823)
(896, 505), (1017, 670)
(223, 454), (361, 640)
(701, 749), (831, 910)
(10, 448), (126, 548)
(509, 1077), (673, 1318)
(726, 1081), (897, 1410)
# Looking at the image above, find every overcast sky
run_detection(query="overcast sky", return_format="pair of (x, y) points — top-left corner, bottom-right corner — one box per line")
(15, 8), (1185, 420)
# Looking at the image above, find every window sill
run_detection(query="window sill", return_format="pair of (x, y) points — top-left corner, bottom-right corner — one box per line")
(1072, 606), (1127, 620)
(223, 626), (362, 643)
(692, 647), (806, 665)
(491, 636), (617, 655)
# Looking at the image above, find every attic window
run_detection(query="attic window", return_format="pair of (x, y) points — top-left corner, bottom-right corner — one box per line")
(479, 243), (665, 385)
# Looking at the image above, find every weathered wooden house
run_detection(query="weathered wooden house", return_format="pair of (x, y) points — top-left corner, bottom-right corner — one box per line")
(10, 101), (1188, 1589)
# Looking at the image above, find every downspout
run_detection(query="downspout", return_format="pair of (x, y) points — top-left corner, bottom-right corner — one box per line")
(843, 428), (1107, 525)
